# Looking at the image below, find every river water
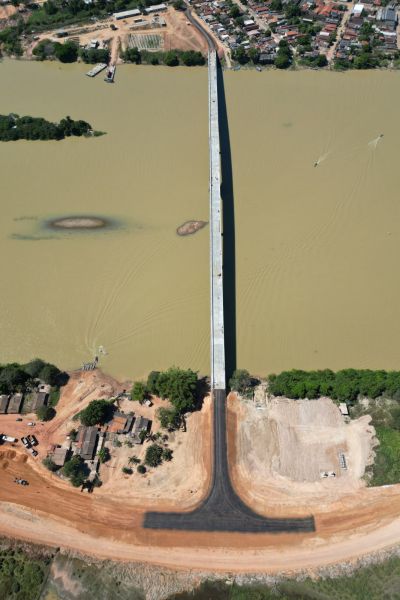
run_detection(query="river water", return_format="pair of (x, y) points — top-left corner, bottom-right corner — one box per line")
(1, 59), (400, 380)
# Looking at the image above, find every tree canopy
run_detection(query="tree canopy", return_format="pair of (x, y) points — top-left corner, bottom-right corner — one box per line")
(268, 369), (400, 404)
(79, 399), (114, 426)
(36, 405), (56, 421)
(0, 114), (96, 142)
(62, 455), (89, 487)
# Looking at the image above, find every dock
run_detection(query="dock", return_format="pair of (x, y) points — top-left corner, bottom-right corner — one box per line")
(86, 63), (107, 78)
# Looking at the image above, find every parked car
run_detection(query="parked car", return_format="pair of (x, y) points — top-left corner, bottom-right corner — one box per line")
(27, 422), (36, 427)
(29, 435), (38, 446)
(21, 437), (31, 448)
(29, 448), (38, 457)
(16, 418), (23, 422)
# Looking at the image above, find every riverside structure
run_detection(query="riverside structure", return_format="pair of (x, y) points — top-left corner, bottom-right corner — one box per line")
(144, 50), (315, 533)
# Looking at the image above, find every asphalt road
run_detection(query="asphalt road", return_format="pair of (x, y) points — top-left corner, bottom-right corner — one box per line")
(144, 390), (315, 532)
(184, 6), (216, 52)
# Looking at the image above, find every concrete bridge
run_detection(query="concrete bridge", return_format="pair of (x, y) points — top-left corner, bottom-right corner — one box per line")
(143, 51), (315, 534)
(209, 49), (226, 393)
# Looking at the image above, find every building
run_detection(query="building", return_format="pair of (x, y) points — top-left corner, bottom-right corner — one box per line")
(31, 391), (48, 412)
(113, 8), (141, 19)
(144, 3), (167, 14)
(7, 393), (23, 414)
(130, 416), (151, 444)
(0, 395), (10, 414)
(52, 446), (69, 467)
(75, 426), (98, 460)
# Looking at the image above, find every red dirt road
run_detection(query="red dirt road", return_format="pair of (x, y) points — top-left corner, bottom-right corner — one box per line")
(1, 376), (400, 572)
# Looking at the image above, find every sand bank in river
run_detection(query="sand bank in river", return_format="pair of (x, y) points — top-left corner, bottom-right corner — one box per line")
(49, 217), (107, 229)
(176, 220), (208, 236)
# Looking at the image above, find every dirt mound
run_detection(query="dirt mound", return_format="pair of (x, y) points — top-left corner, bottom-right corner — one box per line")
(0, 450), (16, 461)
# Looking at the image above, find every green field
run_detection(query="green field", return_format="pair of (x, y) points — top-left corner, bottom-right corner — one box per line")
(369, 426), (400, 486)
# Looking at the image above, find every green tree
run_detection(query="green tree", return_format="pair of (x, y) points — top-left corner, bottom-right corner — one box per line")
(229, 5), (241, 17)
(122, 466), (133, 474)
(156, 367), (198, 414)
(131, 381), (147, 403)
(79, 399), (113, 426)
(36, 405), (56, 421)
(233, 46), (249, 65)
(23, 358), (46, 378)
(63, 455), (88, 487)
(123, 46), (141, 64)
(38, 363), (61, 386)
(229, 369), (253, 395)
(97, 447), (110, 463)
(54, 41), (78, 63)
(147, 371), (160, 395)
(157, 407), (180, 429)
(137, 464), (146, 474)
(173, 0), (185, 9)
(145, 443), (163, 467)
(128, 455), (141, 465)
(164, 51), (179, 66)
(42, 457), (59, 471)
(0, 364), (29, 392)
(162, 448), (173, 461)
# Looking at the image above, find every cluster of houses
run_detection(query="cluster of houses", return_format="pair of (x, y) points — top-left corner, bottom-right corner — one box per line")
(335, 2), (398, 62)
(190, 0), (398, 65)
(0, 384), (51, 416)
(48, 410), (152, 481)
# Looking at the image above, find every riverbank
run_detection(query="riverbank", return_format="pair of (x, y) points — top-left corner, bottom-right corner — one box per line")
(3, 534), (400, 599)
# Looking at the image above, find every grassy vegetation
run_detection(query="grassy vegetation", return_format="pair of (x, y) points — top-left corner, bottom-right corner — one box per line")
(0, 547), (49, 600)
(369, 426), (400, 487)
(170, 556), (400, 599)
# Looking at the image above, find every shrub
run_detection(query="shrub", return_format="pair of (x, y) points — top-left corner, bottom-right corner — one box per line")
(137, 464), (146, 474)
(42, 457), (59, 472)
(122, 466), (133, 475)
(145, 443), (163, 467)
(36, 405), (56, 422)
(162, 448), (173, 461)
(131, 381), (147, 403)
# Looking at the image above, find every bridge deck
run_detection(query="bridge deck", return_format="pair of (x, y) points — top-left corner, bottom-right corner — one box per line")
(208, 50), (226, 391)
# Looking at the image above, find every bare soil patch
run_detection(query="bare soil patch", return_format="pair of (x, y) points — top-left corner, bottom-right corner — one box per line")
(229, 393), (376, 515)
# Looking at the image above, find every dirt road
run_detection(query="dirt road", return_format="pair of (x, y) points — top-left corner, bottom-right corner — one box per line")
(2, 376), (400, 572)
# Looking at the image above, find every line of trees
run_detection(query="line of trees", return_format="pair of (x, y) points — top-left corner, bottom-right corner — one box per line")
(0, 358), (65, 394)
(122, 47), (206, 67)
(268, 369), (400, 404)
(33, 39), (110, 64)
(0, 114), (97, 142)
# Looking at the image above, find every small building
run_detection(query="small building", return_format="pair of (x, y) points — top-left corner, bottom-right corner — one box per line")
(108, 412), (128, 435)
(0, 395), (10, 414)
(144, 3), (167, 14)
(31, 392), (48, 412)
(7, 393), (23, 414)
(339, 402), (349, 416)
(113, 8), (141, 19)
(352, 3), (364, 16)
(75, 426), (98, 460)
(52, 446), (69, 467)
(130, 416), (151, 444)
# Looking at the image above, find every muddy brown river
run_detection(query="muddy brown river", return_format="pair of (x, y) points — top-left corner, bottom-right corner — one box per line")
(1, 59), (400, 379)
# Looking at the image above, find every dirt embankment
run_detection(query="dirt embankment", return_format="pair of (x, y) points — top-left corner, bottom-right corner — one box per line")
(2, 378), (400, 573)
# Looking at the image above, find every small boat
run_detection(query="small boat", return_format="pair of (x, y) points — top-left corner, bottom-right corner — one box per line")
(104, 65), (116, 83)
(256, 65), (262, 72)
(233, 65), (241, 71)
